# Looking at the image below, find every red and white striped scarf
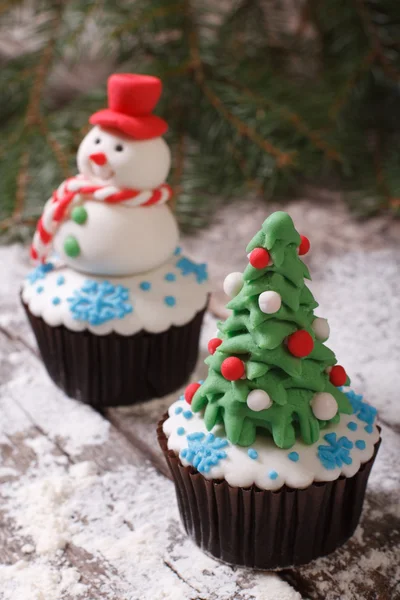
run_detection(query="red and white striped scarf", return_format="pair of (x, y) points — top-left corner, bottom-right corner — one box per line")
(30, 175), (173, 263)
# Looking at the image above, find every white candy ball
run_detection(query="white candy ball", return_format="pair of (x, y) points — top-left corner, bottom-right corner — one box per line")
(258, 291), (281, 314)
(247, 389), (272, 412)
(311, 392), (338, 420)
(312, 317), (330, 341)
(223, 272), (243, 298)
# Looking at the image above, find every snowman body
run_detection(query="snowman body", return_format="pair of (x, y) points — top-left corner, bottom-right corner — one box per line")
(51, 125), (178, 276)
(53, 201), (178, 276)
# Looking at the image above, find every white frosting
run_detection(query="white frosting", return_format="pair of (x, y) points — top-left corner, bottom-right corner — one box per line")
(77, 126), (171, 189)
(53, 202), (179, 276)
(163, 395), (380, 491)
(21, 252), (209, 336)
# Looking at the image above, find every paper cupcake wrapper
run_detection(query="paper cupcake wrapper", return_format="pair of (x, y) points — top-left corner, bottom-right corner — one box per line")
(22, 299), (207, 409)
(158, 416), (380, 570)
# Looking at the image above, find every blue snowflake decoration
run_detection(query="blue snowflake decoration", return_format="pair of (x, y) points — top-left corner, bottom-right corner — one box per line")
(344, 390), (377, 432)
(26, 262), (54, 284)
(180, 432), (229, 473)
(176, 257), (208, 284)
(317, 433), (353, 470)
(68, 280), (133, 326)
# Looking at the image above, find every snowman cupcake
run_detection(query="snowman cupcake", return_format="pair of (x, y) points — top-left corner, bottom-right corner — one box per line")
(22, 74), (209, 409)
(158, 212), (380, 569)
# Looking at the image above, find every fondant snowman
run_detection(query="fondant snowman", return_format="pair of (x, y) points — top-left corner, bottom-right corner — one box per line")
(31, 74), (179, 276)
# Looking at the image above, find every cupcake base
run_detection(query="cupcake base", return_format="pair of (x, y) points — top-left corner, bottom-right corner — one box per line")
(22, 300), (207, 409)
(157, 416), (380, 570)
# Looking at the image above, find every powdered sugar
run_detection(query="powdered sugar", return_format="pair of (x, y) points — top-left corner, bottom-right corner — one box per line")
(0, 448), (301, 599)
(0, 561), (85, 600)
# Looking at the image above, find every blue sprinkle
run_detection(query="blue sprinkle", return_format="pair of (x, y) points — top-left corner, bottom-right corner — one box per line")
(177, 427), (185, 436)
(164, 273), (176, 282)
(140, 281), (151, 291)
(52, 297), (61, 305)
(248, 448), (258, 460)
(269, 470), (278, 480)
(288, 451), (299, 462)
(347, 421), (358, 431)
(178, 394), (185, 402)
(198, 379), (204, 384)
(355, 440), (366, 450)
(175, 406), (183, 415)
(36, 286), (44, 294)
(187, 432), (205, 441)
(174, 246), (181, 256)
(164, 296), (176, 307)
(365, 424), (373, 433)
(56, 275), (65, 286)
(183, 410), (193, 420)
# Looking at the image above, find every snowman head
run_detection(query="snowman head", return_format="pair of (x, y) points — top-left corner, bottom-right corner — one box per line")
(80, 73), (171, 189)
(77, 126), (171, 189)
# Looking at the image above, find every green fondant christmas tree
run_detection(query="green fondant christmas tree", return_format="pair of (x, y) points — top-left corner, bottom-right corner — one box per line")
(187, 211), (353, 449)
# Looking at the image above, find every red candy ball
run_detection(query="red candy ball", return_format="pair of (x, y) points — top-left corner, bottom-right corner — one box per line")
(184, 382), (201, 404)
(329, 365), (347, 387)
(287, 330), (314, 358)
(208, 337), (222, 355)
(221, 357), (245, 381)
(298, 235), (310, 256)
(249, 248), (270, 269)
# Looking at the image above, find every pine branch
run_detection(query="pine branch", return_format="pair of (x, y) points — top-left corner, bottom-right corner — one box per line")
(184, 0), (295, 168)
(329, 49), (376, 119)
(354, 0), (400, 82)
(14, 149), (29, 220)
(1, 0), (399, 239)
(201, 82), (296, 167)
(5, 0), (66, 230)
(221, 77), (343, 163)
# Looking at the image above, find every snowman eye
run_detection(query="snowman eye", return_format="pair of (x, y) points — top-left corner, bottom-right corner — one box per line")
(115, 144), (124, 152)
(94, 138), (101, 144)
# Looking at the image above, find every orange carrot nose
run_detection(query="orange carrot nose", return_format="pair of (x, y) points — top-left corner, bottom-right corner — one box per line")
(89, 152), (107, 166)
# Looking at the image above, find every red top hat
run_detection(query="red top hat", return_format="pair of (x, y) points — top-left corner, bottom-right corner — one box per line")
(89, 73), (168, 140)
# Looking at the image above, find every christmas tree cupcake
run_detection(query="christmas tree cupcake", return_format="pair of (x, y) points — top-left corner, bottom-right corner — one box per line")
(158, 211), (380, 569)
(21, 73), (209, 409)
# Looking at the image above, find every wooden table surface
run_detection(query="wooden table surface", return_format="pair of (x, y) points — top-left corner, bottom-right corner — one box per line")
(0, 197), (399, 600)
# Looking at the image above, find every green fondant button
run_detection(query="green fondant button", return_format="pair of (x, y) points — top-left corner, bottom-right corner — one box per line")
(71, 206), (88, 225)
(64, 235), (80, 258)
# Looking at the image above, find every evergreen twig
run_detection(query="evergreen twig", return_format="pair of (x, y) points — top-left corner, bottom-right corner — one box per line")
(329, 49), (376, 120)
(1, 0), (399, 236)
(354, 0), (400, 82)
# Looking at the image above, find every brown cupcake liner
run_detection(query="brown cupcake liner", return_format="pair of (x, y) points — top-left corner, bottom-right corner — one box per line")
(157, 415), (381, 570)
(22, 299), (207, 409)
